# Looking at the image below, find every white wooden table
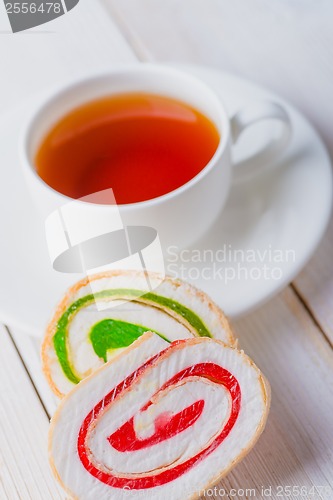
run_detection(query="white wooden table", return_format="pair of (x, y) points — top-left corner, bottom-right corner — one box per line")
(1, 1), (333, 499)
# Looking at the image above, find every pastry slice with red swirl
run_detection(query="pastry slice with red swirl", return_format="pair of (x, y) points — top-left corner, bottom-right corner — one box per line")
(49, 332), (270, 499)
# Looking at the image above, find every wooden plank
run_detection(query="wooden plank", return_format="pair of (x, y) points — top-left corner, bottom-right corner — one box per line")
(226, 288), (333, 499)
(10, 330), (58, 417)
(106, 0), (333, 347)
(0, 0), (137, 114)
(105, 0), (333, 149)
(0, 325), (64, 499)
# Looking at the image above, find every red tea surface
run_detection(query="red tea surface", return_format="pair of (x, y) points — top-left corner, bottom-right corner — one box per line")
(35, 93), (220, 204)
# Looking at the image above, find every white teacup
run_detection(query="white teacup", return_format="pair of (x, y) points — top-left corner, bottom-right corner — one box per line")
(21, 64), (291, 254)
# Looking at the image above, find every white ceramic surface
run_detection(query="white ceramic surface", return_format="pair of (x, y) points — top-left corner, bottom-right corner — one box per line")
(21, 64), (290, 252)
(0, 65), (331, 336)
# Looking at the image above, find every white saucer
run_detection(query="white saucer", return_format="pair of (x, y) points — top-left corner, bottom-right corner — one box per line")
(0, 65), (331, 336)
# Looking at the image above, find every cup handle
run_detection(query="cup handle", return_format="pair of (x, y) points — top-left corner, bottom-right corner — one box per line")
(230, 100), (292, 181)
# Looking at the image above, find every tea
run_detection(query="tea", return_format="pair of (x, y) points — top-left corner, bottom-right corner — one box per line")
(35, 93), (220, 204)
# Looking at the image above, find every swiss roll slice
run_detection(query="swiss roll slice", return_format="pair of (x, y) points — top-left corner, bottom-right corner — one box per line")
(49, 332), (270, 500)
(42, 270), (234, 397)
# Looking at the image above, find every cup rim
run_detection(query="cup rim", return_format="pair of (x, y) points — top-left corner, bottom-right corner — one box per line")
(20, 63), (230, 210)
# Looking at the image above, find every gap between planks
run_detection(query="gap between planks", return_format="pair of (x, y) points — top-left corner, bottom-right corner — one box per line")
(100, 0), (151, 62)
(6, 326), (51, 420)
(290, 283), (333, 351)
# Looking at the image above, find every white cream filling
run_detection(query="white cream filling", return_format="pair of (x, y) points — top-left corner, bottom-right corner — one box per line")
(89, 378), (229, 474)
(50, 335), (268, 500)
(67, 300), (192, 379)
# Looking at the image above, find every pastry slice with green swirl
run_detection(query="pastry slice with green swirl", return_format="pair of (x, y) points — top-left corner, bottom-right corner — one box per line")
(42, 271), (235, 397)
